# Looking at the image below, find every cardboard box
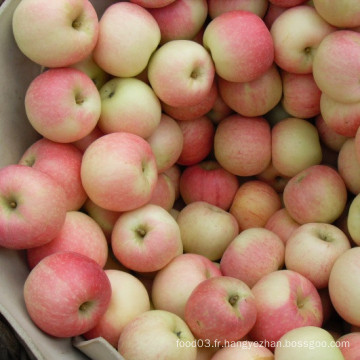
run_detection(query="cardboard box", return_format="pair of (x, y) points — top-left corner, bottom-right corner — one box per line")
(0, 1), (124, 358)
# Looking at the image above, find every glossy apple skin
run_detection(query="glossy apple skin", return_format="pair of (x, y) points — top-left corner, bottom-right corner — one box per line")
(93, 2), (161, 77)
(26, 211), (109, 269)
(0, 165), (67, 250)
(249, 270), (323, 344)
(179, 160), (239, 211)
(220, 228), (285, 288)
(203, 10), (274, 83)
(12, 0), (99, 67)
(24, 68), (101, 143)
(185, 276), (257, 345)
(81, 132), (158, 212)
(19, 138), (87, 211)
(151, 253), (222, 319)
(118, 310), (197, 360)
(283, 165), (348, 224)
(83, 269), (151, 348)
(23, 251), (111, 338)
(111, 204), (183, 273)
(214, 115), (271, 177)
(285, 223), (351, 289)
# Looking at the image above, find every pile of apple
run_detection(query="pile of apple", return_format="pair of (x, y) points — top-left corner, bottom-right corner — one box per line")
(2, 0), (360, 359)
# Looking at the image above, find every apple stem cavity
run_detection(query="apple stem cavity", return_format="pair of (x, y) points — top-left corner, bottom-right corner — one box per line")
(78, 300), (92, 314)
(228, 294), (239, 306)
(72, 17), (82, 31)
(75, 93), (85, 105)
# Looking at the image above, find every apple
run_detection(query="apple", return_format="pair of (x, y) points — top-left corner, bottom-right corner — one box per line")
(23, 251), (111, 338)
(111, 203), (183, 273)
(83, 269), (151, 348)
(184, 276), (257, 345)
(320, 92), (360, 138)
(283, 164), (348, 224)
(347, 193), (360, 246)
(148, 172), (176, 211)
(151, 253), (222, 319)
(82, 198), (121, 242)
(148, 0), (208, 44)
(70, 54), (110, 90)
(271, 117), (322, 178)
(0, 165), (67, 250)
(249, 270), (323, 344)
(220, 227), (285, 288)
(313, 0), (360, 28)
(270, 5), (336, 73)
(338, 138), (360, 195)
(270, 0), (308, 6)
(337, 332), (360, 360)
(274, 326), (345, 359)
(263, 3), (287, 29)
(72, 126), (104, 153)
(12, 0), (99, 67)
(161, 80), (218, 121)
(214, 115), (271, 177)
(210, 341), (274, 360)
(265, 208), (300, 244)
(177, 201), (239, 261)
(256, 162), (291, 193)
(179, 160), (239, 211)
(146, 113), (184, 173)
(218, 64), (282, 118)
(98, 77), (161, 138)
(148, 39), (215, 107)
(176, 116), (215, 166)
(315, 114), (348, 152)
(26, 211), (109, 269)
(203, 10), (273, 83)
(208, 0), (269, 19)
(284, 223), (351, 289)
(313, 30), (360, 104)
(24, 68), (101, 143)
(130, 0), (176, 8)
(281, 71), (321, 119)
(18, 138), (87, 211)
(81, 132), (158, 212)
(93, 2), (161, 77)
(163, 164), (182, 200)
(229, 180), (282, 230)
(206, 88), (233, 125)
(118, 310), (197, 360)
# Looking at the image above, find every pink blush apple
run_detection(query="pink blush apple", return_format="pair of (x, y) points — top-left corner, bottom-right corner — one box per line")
(203, 10), (274, 83)
(23, 251), (111, 338)
(184, 276), (257, 345)
(24, 68), (101, 143)
(0, 165), (67, 250)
